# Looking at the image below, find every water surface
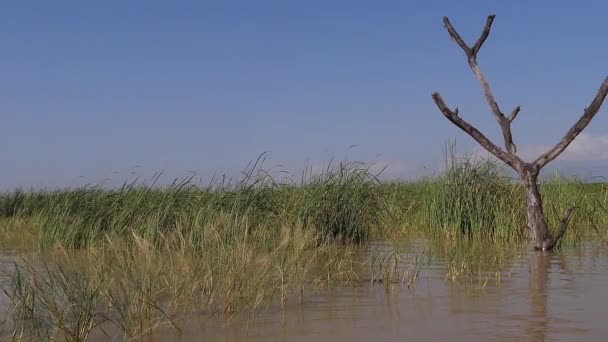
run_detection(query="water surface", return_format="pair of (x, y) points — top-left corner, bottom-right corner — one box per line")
(162, 243), (608, 342)
(3, 243), (608, 341)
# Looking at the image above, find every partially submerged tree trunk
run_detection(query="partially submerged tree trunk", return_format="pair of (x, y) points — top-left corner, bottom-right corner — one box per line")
(432, 14), (608, 250)
(522, 170), (548, 249)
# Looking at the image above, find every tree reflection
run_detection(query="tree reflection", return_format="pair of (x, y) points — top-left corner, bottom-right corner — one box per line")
(527, 250), (569, 342)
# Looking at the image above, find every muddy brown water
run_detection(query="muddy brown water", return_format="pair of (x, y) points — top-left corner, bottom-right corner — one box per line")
(3, 243), (608, 341)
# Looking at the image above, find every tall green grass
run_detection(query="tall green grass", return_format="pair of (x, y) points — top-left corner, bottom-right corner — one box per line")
(2, 156), (607, 249)
(419, 151), (607, 244)
(424, 153), (526, 241)
(2, 155), (608, 340)
(294, 160), (386, 243)
(0, 159), (385, 249)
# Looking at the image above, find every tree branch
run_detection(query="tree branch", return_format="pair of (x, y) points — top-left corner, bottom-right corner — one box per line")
(442, 15), (518, 156)
(551, 207), (575, 249)
(432, 92), (519, 168)
(442, 16), (472, 56)
(471, 14), (495, 58)
(508, 106), (521, 122)
(533, 77), (608, 170)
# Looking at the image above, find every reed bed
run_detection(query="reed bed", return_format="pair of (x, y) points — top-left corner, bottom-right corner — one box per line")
(0, 159), (385, 249)
(1, 155), (606, 249)
(1, 154), (607, 340)
(0, 220), (427, 340)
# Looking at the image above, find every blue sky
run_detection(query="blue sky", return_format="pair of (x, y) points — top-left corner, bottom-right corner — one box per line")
(2, 1), (608, 189)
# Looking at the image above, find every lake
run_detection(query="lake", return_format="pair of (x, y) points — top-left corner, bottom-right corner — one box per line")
(2, 242), (608, 341)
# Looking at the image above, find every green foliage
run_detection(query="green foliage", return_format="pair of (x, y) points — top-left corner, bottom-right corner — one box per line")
(0, 158), (385, 248)
(425, 153), (526, 241)
(2, 154), (608, 340)
(1, 153), (608, 248)
(294, 160), (386, 244)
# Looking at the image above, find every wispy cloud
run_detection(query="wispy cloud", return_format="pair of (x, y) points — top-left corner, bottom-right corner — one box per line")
(518, 133), (608, 162)
(466, 133), (608, 171)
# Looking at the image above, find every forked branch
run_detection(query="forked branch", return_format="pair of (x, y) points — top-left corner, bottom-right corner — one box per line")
(435, 15), (608, 172)
(432, 13), (608, 251)
(443, 14), (495, 60)
(441, 14), (519, 156)
(471, 15), (495, 58)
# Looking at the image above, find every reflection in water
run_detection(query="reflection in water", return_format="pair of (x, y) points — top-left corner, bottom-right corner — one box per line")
(131, 244), (608, 342)
(4, 244), (608, 341)
(528, 251), (550, 342)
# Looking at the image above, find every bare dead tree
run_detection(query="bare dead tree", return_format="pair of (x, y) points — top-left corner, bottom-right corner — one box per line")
(432, 14), (608, 250)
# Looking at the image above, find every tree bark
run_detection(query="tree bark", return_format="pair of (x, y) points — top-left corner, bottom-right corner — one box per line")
(522, 169), (551, 250)
(431, 14), (608, 250)
(521, 166), (576, 250)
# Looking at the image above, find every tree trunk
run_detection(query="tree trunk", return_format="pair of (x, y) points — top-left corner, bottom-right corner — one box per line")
(431, 14), (606, 250)
(522, 170), (552, 250)
(521, 168), (575, 250)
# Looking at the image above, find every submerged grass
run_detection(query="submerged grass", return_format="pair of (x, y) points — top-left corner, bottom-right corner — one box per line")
(0, 221), (425, 341)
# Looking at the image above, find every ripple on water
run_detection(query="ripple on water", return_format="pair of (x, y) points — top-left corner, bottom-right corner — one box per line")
(197, 242), (608, 342)
(2, 242), (608, 341)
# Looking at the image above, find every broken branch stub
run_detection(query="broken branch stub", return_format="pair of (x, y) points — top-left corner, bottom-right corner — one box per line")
(431, 92), (518, 169)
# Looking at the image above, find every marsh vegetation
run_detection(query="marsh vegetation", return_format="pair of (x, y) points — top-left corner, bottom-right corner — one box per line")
(1, 151), (608, 340)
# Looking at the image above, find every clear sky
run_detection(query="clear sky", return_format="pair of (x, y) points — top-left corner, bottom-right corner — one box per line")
(2, 1), (608, 190)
